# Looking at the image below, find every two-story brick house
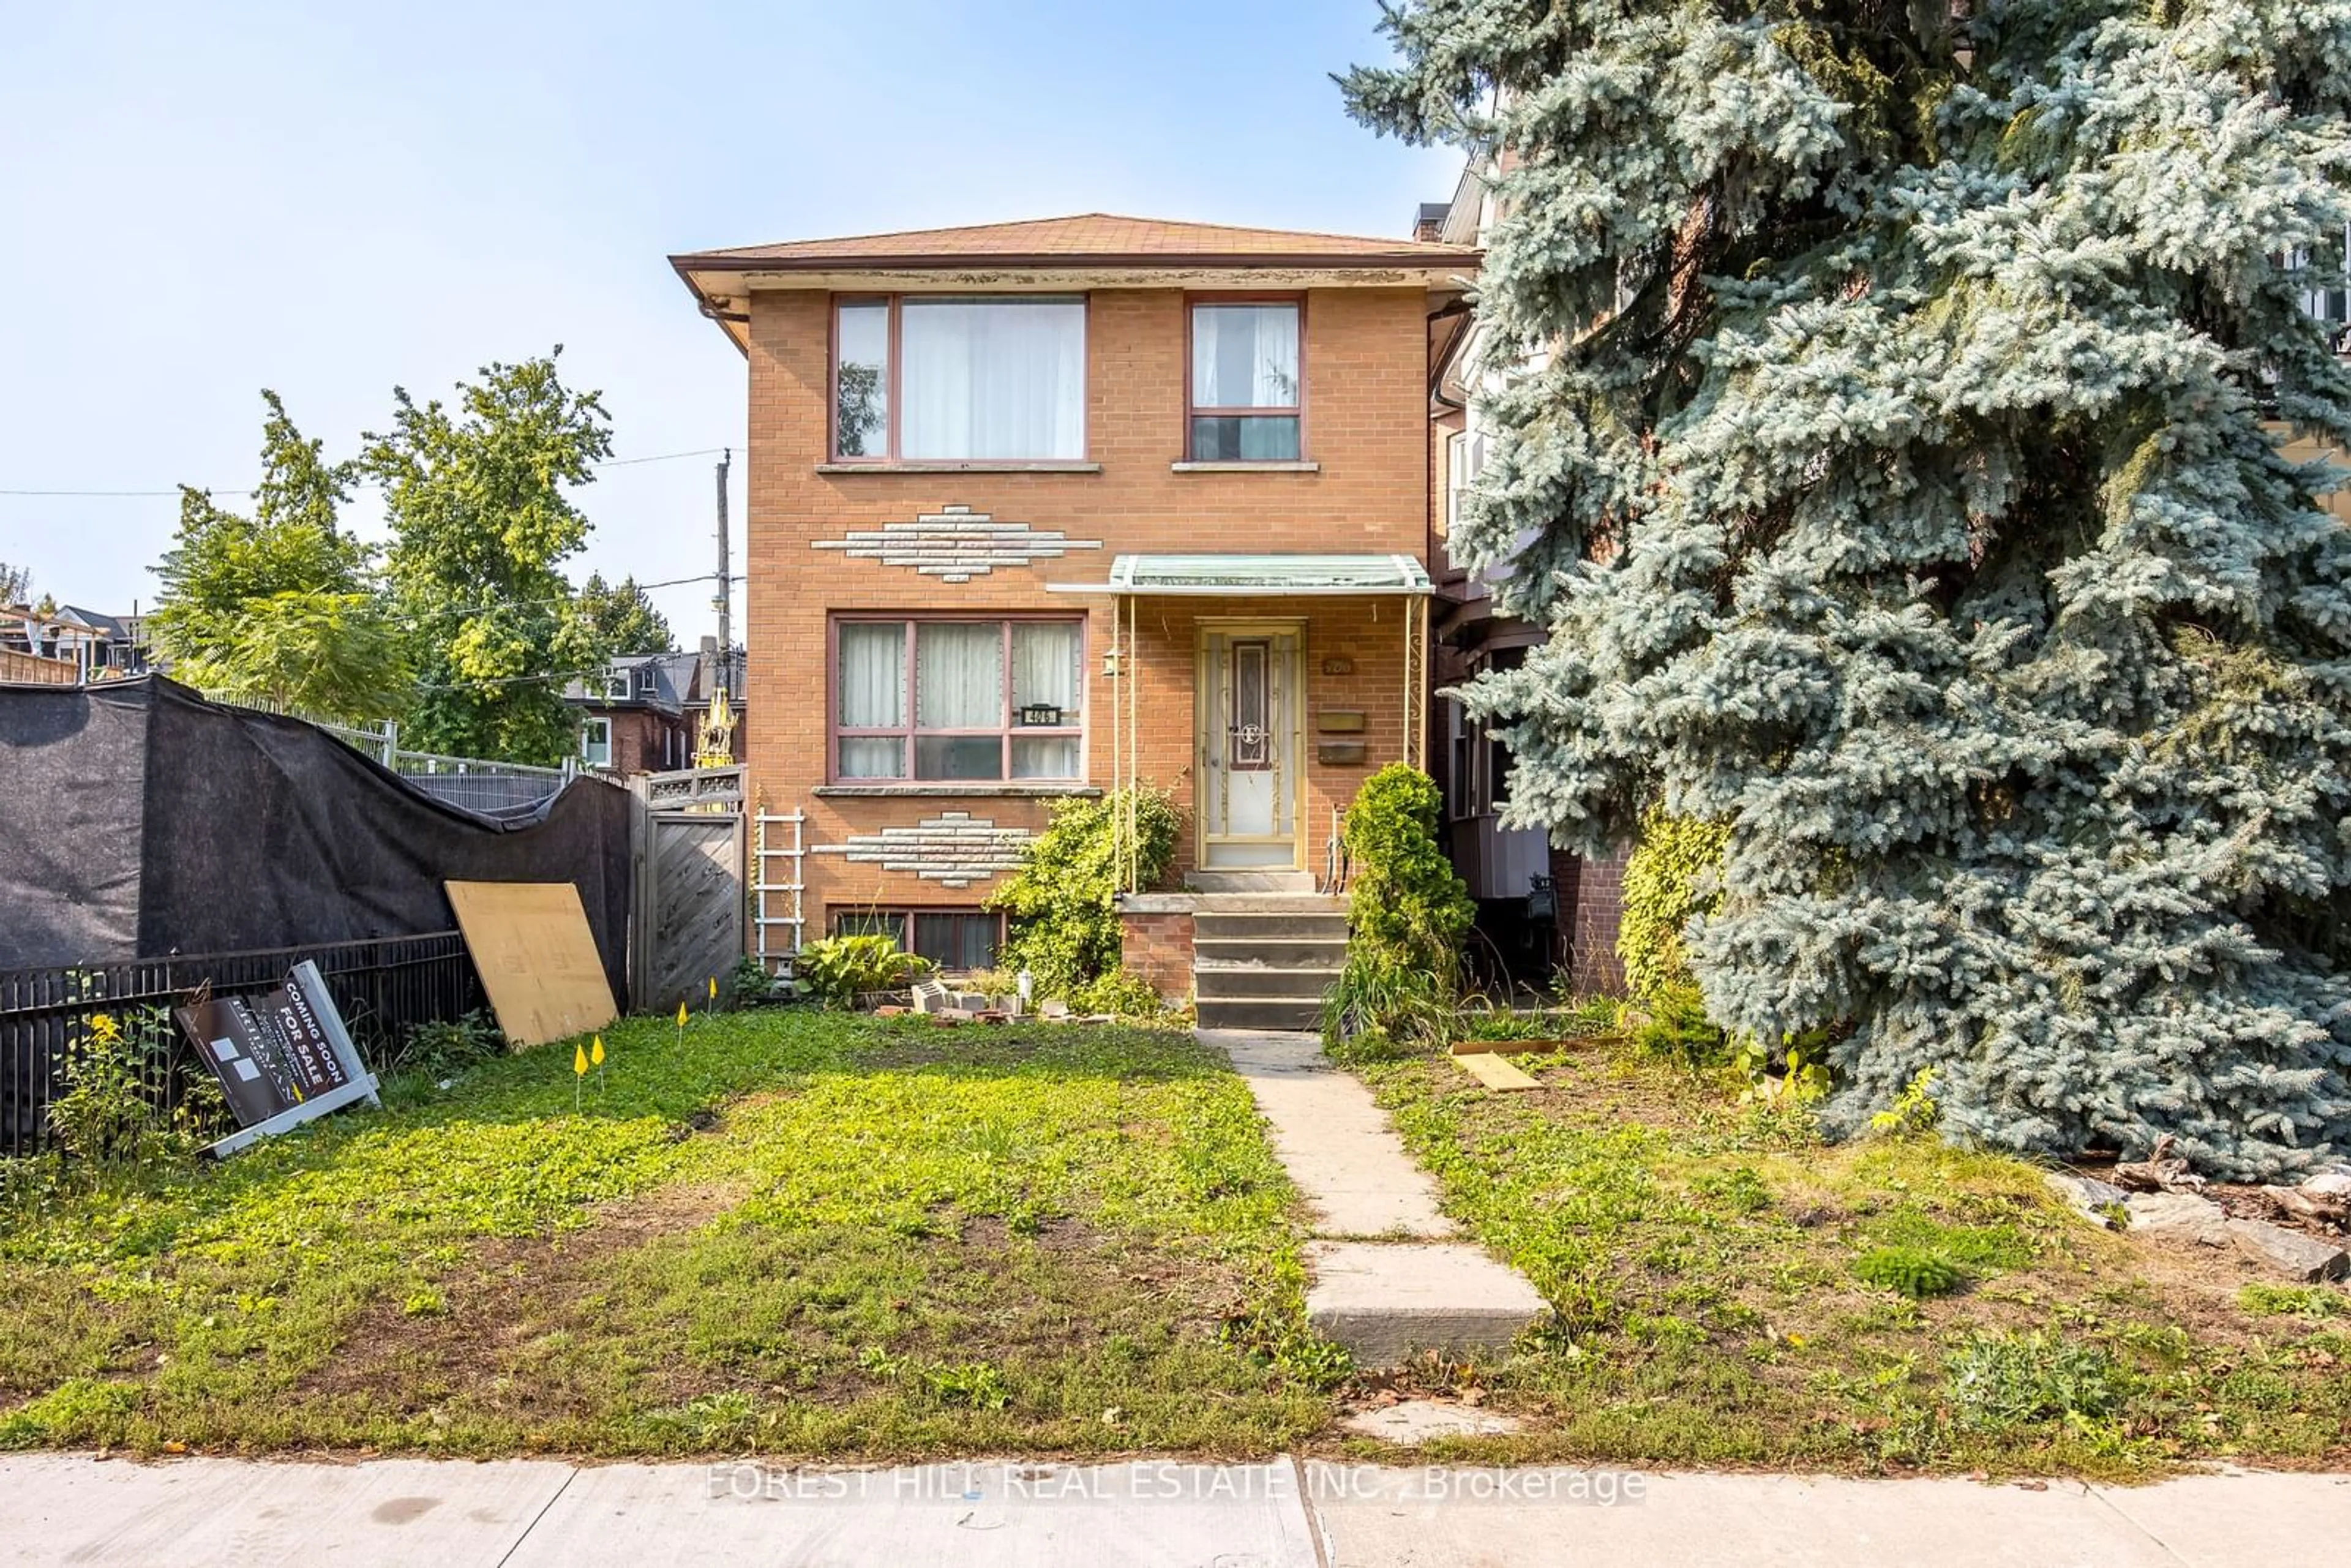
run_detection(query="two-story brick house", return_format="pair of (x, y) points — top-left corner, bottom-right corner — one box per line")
(671, 215), (1480, 1016)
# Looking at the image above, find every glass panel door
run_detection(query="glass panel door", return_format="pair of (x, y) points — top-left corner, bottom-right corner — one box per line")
(1198, 626), (1300, 869)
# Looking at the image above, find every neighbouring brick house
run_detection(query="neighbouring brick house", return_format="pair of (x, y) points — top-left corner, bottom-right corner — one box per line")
(564, 640), (748, 776)
(670, 214), (1483, 1008)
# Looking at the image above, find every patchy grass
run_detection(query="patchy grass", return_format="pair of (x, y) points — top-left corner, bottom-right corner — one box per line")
(0, 1013), (1331, 1458)
(1336, 1044), (2351, 1477)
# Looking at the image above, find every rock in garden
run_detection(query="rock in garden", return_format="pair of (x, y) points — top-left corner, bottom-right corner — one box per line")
(2126, 1191), (2230, 1247)
(2301, 1172), (2351, 1199)
(2227, 1218), (2351, 1282)
(2046, 1171), (2128, 1226)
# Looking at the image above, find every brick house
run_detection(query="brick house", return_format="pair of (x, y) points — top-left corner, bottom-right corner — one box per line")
(564, 640), (748, 776)
(671, 214), (1482, 1014)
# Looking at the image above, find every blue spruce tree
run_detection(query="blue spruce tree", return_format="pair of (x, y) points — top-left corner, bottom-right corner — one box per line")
(1347, 1), (2351, 1177)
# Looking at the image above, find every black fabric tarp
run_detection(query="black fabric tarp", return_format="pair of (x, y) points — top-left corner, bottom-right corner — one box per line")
(1, 678), (631, 1002)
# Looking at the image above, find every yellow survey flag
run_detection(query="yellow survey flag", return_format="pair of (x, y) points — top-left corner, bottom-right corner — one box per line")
(591, 1035), (606, 1066)
(573, 1042), (588, 1076)
(708, 975), (718, 1002)
(677, 1000), (689, 1028)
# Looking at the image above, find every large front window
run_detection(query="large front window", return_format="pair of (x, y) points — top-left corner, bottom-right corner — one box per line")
(834, 617), (1083, 781)
(833, 297), (1087, 461)
(1190, 301), (1301, 460)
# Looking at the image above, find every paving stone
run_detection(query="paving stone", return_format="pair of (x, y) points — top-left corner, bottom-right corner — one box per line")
(1206, 1028), (1454, 1239)
(1306, 1241), (1548, 1367)
(1342, 1400), (1523, 1443)
(2227, 1217), (2351, 1281)
(2124, 1190), (2230, 1246)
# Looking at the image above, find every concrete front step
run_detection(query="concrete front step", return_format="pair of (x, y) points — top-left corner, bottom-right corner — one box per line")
(1194, 911), (1349, 942)
(1305, 1241), (1550, 1367)
(1194, 936), (1348, 970)
(1195, 964), (1343, 1001)
(1197, 997), (1325, 1031)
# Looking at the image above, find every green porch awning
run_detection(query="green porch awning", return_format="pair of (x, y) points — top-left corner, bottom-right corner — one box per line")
(1047, 552), (1433, 597)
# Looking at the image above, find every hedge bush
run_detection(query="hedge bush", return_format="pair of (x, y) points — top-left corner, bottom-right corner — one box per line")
(989, 786), (1180, 996)
(1322, 765), (1474, 1049)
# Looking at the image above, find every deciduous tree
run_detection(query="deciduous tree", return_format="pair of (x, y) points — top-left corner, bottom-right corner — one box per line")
(363, 351), (612, 765)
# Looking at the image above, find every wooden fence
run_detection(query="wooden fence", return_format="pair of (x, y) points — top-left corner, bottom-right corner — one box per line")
(0, 650), (78, 686)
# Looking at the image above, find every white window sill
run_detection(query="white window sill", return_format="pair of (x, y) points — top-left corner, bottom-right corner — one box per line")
(814, 782), (1103, 798)
(815, 461), (1103, 475)
(1168, 460), (1321, 473)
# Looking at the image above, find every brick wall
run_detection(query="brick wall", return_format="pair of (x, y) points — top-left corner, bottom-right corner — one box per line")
(1117, 910), (1194, 1001)
(1564, 844), (1629, 996)
(740, 283), (1436, 934)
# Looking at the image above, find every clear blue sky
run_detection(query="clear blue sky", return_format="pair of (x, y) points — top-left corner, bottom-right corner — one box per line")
(0, 0), (1460, 643)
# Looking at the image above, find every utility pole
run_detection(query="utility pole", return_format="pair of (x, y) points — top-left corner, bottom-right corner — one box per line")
(713, 448), (732, 696)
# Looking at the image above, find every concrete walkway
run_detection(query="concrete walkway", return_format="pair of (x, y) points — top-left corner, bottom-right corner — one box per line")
(7, 1454), (2347, 1566)
(1205, 1028), (1547, 1365)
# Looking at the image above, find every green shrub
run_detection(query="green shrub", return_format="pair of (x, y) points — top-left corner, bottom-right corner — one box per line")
(47, 1007), (223, 1169)
(1066, 969), (1169, 1018)
(383, 1010), (504, 1081)
(1324, 765), (1474, 1049)
(797, 934), (931, 1008)
(1943, 1332), (2129, 1431)
(2237, 1283), (2349, 1319)
(727, 953), (778, 1007)
(989, 786), (1180, 994)
(1854, 1245), (1964, 1299)
(1630, 982), (1728, 1065)
(1618, 807), (1730, 1010)
(1343, 764), (1473, 967)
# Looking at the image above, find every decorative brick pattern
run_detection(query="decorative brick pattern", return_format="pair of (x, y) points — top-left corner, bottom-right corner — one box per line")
(811, 506), (1101, 583)
(811, 811), (1033, 890)
(1118, 909), (1194, 1001)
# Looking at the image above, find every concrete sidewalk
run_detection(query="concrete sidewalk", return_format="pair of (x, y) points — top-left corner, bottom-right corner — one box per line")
(6, 1454), (2347, 1566)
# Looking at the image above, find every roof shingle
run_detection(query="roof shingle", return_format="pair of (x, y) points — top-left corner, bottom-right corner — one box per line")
(672, 212), (1480, 269)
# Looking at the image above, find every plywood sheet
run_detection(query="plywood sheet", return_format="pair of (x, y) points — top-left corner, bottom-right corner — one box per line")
(445, 880), (618, 1048)
(1455, 1051), (1542, 1092)
(1449, 1035), (1625, 1056)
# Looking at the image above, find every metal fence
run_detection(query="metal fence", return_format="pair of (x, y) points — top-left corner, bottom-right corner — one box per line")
(0, 931), (485, 1157)
(204, 696), (574, 817)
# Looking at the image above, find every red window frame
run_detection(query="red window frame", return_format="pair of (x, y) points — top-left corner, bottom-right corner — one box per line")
(830, 613), (1087, 783)
(829, 294), (1092, 464)
(1185, 295), (1305, 461)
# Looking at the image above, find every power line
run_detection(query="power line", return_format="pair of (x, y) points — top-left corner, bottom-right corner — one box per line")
(0, 446), (733, 498)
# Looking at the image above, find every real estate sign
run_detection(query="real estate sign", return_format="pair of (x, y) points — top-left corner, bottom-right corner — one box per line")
(174, 960), (380, 1156)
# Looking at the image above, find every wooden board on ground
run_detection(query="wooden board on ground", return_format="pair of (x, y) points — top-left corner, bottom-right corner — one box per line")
(1455, 1051), (1542, 1092)
(445, 880), (617, 1047)
(1449, 1035), (1624, 1056)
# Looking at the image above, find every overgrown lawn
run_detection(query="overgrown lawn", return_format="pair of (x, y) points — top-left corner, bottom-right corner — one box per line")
(0, 1013), (1329, 1458)
(1340, 1043), (2351, 1477)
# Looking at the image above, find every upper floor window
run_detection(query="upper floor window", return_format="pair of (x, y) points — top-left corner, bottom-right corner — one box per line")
(1446, 427), (1490, 537)
(1190, 301), (1301, 460)
(833, 297), (1086, 462)
(834, 616), (1084, 782)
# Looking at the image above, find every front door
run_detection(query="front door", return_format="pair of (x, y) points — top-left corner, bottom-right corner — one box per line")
(1198, 624), (1302, 869)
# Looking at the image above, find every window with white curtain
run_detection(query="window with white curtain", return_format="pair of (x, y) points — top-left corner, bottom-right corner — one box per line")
(831, 297), (1086, 461)
(1190, 301), (1302, 460)
(834, 617), (1082, 781)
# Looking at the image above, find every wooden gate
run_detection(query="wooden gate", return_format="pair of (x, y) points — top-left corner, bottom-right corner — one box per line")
(628, 767), (746, 1013)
